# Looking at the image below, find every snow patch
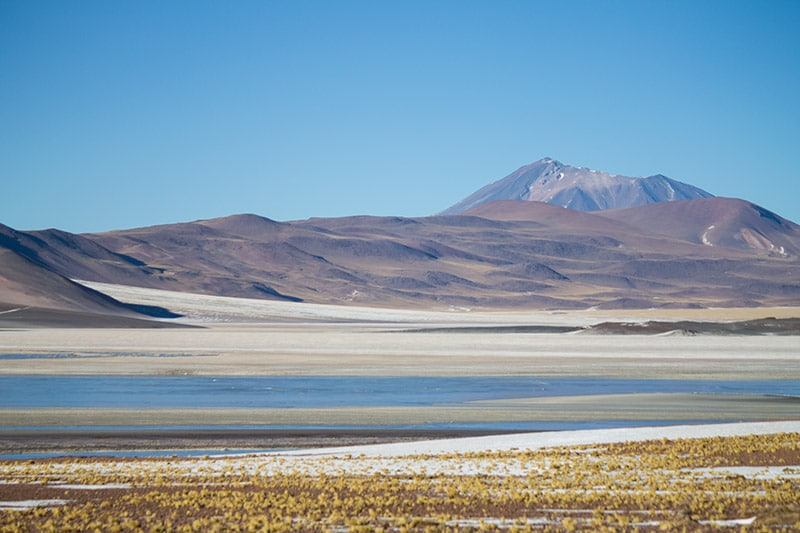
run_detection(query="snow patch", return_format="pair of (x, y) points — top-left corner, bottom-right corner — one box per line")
(700, 516), (757, 527)
(52, 483), (133, 490)
(0, 499), (68, 510)
(0, 307), (27, 315)
(701, 225), (715, 246)
(770, 243), (788, 257)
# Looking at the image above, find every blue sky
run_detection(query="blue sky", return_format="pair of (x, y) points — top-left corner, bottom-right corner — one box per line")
(2, 0), (799, 232)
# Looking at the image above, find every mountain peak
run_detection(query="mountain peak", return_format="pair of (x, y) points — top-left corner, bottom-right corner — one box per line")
(440, 159), (713, 215)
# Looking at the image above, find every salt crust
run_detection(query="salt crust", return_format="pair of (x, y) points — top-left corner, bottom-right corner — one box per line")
(269, 420), (800, 459)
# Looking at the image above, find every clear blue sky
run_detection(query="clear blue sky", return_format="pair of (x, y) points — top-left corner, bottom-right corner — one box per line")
(2, 0), (799, 232)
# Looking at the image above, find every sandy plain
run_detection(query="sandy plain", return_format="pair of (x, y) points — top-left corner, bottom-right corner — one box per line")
(0, 283), (798, 451)
(0, 281), (798, 380)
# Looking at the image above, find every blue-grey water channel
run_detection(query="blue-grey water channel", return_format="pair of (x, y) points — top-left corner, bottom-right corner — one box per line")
(1, 375), (798, 409)
(2, 375), (798, 459)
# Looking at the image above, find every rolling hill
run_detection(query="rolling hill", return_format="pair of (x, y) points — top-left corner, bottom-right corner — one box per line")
(0, 223), (186, 327)
(596, 197), (799, 257)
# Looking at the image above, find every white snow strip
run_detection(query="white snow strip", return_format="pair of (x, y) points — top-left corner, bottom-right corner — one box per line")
(271, 421), (800, 458)
(701, 225), (715, 246)
(0, 499), (68, 510)
(700, 516), (757, 526)
(51, 483), (132, 490)
(447, 517), (554, 528)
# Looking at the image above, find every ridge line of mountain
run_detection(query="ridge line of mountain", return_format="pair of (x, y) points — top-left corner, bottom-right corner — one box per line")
(440, 157), (714, 215)
(2, 158), (798, 323)
(2, 196), (798, 323)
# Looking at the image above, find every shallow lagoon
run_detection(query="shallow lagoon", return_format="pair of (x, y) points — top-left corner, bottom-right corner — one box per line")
(2, 375), (798, 459)
(2, 375), (798, 408)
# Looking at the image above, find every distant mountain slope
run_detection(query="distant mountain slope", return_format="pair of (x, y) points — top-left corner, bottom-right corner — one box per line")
(78, 207), (799, 309)
(2, 196), (799, 315)
(0, 224), (184, 326)
(461, 200), (641, 235)
(440, 158), (714, 215)
(89, 215), (309, 301)
(596, 198), (800, 257)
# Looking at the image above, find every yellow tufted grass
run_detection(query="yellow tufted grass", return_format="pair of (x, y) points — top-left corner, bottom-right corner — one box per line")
(0, 432), (797, 531)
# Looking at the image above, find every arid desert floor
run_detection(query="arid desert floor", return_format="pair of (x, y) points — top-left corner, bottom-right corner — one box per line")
(0, 283), (798, 438)
(1, 284), (798, 530)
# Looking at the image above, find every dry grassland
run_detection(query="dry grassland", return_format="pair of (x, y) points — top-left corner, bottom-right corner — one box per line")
(1, 431), (798, 532)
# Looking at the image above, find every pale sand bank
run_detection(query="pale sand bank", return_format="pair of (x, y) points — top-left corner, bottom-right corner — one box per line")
(1, 325), (798, 379)
(81, 281), (800, 324)
(1, 283), (797, 378)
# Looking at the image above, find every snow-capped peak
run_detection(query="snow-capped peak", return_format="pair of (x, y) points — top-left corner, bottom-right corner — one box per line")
(439, 158), (714, 215)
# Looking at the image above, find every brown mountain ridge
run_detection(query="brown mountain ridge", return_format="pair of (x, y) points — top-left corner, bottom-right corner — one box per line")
(1, 197), (798, 324)
(0, 223), (188, 327)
